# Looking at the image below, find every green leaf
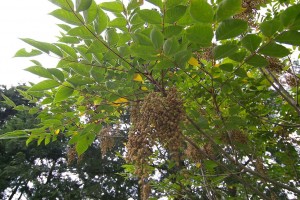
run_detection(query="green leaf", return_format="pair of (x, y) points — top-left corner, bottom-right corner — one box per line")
(138, 9), (161, 24)
(68, 26), (93, 39)
(213, 44), (238, 60)
(163, 37), (179, 56)
(76, 125), (98, 156)
(29, 80), (60, 91)
(37, 134), (45, 146)
(190, 0), (214, 23)
(48, 0), (74, 11)
(219, 63), (234, 72)
(47, 68), (65, 82)
(54, 85), (74, 102)
(99, 1), (123, 13)
(45, 134), (51, 145)
(87, 40), (107, 54)
(164, 26), (183, 38)
(67, 75), (94, 86)
(289, 14), (300, 30)
(25, 66), (53, 79)
(76, 0), (92, 12)
(186, 24), (213, 47)
(83, 0), (98, 24)
(0, 130), (28, 140)
(57, 24), (72, 31)
(95, 7), (108, 34)
(109, 17), (127, 29)
(1, 94), (16, 107)
(59, 36), (80, 44)
(55, 43), (77, 59)
(91, 67), (106, 83)
(174, 50), (192, 66)
(106, 28), (119, 46)
(150, 28), (164, 49)
(146, 0), (163, 9)
(275, 31), (300, 46)
(130, 44), (157, 59)
(69, 63), (92, 77)
(229, 50), (247, 62)
(241, 34), (262, 52)
(258, 42), (290, 58)
(50, 9), (84, 26)
(165, 5), (187, 23)
(132, 33), (153, 46)
(165, 0), (185, 8)
(280, 4), (300, 27)
(216, 19), (248, 40)
(21, 38), (62, 57)
(216, 0), (242, 22)
(259, 19), (281, 37)
(14, 48), (42, 57)
(245, 55), (268, 67)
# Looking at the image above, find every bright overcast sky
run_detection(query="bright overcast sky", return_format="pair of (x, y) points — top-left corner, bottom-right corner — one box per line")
(0, 1), (61, 87)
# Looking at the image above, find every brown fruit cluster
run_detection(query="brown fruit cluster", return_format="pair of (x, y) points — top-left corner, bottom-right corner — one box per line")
(97, 126), (117, 158)
(234, 0), (266, 27)
(126, 88), (185, 199)
(255, 157), (266, 175)
(221, 130), (248, 145)
(185, 142), (209, 162)
(284, 74), (299, 87)
(267, 57), (284, 73)
(67, 145), (77, 166)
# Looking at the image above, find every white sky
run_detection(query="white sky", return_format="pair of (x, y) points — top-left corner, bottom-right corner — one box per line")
(0, 0), (60, 87)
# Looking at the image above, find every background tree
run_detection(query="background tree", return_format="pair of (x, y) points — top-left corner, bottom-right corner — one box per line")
(2, 0), (300, 199)
(0, 86), (137, 199)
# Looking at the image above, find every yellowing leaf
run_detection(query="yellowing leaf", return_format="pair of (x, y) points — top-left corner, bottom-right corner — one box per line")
(133, 73), (143, 82)
(247, 71), (254, 78)
(93, 98), (101, 105)
(113, 97), (129, 106)
(196, 162), (201, 168)
(188, 57), (200, 66)
(54, 129), (60, 135)
(141, 86), (148, 91)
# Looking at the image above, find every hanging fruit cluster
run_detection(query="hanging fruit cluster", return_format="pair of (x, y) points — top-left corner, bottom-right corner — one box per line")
(126, 88), (185, 199)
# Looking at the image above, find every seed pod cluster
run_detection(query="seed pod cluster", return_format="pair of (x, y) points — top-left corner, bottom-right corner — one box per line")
(255, 157), (266, 175)
(267, 57), (284, 73)
(284, 74), (299, 87)
(234, 0), (266, 27)
(67, 145), (77, 166)
(126, 88), (185, 198)
(97, 126), (116, 158)
(221, 130), (248, 144)
(185, 142), (206, 162)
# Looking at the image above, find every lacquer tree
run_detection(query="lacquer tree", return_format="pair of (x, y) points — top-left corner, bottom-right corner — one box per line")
(2, 0), (300, 199)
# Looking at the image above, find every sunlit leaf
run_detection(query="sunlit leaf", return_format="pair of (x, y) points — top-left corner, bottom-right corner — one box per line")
(54, 85), (74, 102)
(190, 0), (214, 23)
(29, 80), (60, 91)
(14, 48), (42, 57)
(50, 9), (84, 26)
(138, 9), (161, 24)
(76, 0), (92, 12)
